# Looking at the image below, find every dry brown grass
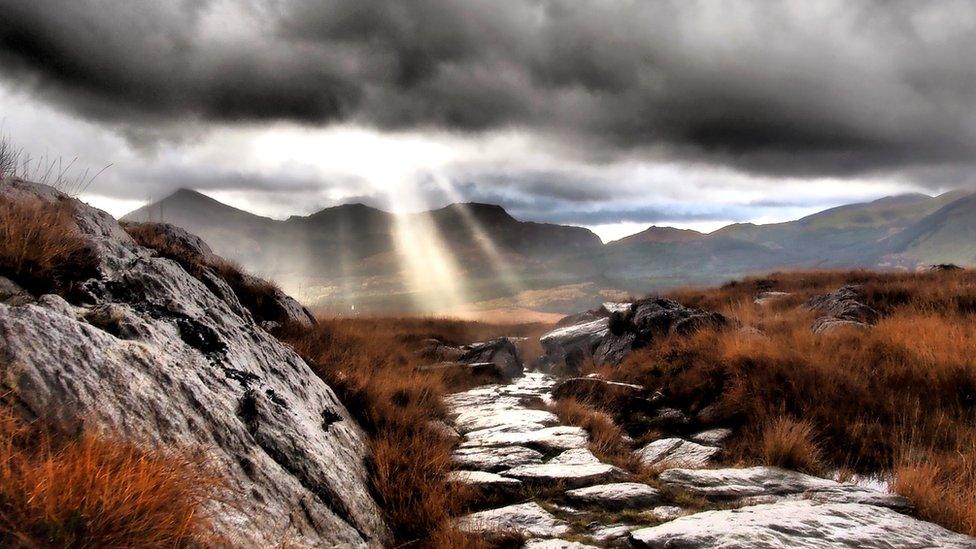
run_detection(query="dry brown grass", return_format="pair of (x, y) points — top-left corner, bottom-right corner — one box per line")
(760, 417), (826, 475)
(0, 409), (222, 547)
(593, 269), (976, 534)
(549, 397), (637, 471)
(278, 316), (549, 547)
(894, 447), (976, 537)
(0, 196), (97, 295)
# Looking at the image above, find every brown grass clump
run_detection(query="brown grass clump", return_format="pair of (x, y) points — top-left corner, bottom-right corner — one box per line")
(278, 317), (548, 547)
(0, 196), (97, 295)
(760, 417), (826, 475)
(894, 448), (976, 537)
(0, 409), (222, 547)
(549, 397), (637, 470)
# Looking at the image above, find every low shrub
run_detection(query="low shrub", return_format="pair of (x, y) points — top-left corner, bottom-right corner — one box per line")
(760, 417), (825, 475)
(0, 409), (222, 547)
(0, 196), (97, 295)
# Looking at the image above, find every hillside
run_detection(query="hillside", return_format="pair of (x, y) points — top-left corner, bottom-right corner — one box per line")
(882, 192), (976, 266)
(124, 189), (976, 313)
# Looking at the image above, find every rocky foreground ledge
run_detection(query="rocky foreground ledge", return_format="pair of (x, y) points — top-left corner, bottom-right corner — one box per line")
(0, 180), (387, 547)
(442, 373), (976, 548)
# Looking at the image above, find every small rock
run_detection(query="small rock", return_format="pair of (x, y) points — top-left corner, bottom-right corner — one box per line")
(643, 505), (684, 522)
(690, 428), (733, 446)
(457, 502), (571, 538)
(564, 482), (661, 509)
(459, 337), (524, 380)
(808, 285), (879, 334)
(637, 438), (720, 469)
(754, 291), (791, 305)
(548, 448), (602, 465)
(585, 522), (633, 543)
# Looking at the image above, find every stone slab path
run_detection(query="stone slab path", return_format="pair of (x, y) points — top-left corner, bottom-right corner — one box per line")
(445, 372), (976, 548)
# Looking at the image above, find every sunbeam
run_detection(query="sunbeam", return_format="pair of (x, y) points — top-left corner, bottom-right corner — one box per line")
(426, 173), (525, 296)
(388, 183), (470, 314)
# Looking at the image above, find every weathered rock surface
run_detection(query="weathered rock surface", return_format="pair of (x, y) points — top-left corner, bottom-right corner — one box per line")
(459, 337), (524, 379)
(457, 502), (571, 538)
(502, 458), (626, 489)
(453, 445), (545, 472)
(523, 539), (599, 549)
(122, 221), (315, 329)
(808, 285), (879, 334)
(658, 466), (910, 511)
(629, 500), (976, 548)
(447, 471), (523, 500)
(754, 291), (791, 305)
(690, 427), (733, 446)
(455, 408), (560, 434)
(0, 180), (385, 547)
(461, 424), (590, 453)
(637, 437), (721, 469)
(539, 298), (728, 373)
(564, 482), (661, 509)
(644, 506), (684, 522)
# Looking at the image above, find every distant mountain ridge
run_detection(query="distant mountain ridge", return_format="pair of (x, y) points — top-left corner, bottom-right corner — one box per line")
(123, 188), (976, 313)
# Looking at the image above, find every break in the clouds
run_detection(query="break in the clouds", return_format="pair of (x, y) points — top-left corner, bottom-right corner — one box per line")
(0, 0), (974, 239)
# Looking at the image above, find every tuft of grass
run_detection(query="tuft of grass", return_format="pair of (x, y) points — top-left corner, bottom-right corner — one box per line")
(0, 196), (97, 295)
(760, 417), (825, 475)
(549, 397), (637, 471)
(0, 409), (222, 547)
(894, 451), (976, 537)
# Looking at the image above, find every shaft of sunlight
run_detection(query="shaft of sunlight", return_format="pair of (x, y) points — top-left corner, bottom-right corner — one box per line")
(388, 183), (470, 314)
(427, 173), (524, 295)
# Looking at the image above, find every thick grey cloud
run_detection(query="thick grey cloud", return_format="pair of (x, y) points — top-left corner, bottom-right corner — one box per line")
(1, 0), (975, 181)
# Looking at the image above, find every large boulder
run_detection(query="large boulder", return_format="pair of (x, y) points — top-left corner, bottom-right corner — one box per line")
(538, 298), (728, 374)
(629, 500), (976, 548)
(458, 337), (524, 379)
(808, 285), (879, 334)
(0, 180), (386, 547)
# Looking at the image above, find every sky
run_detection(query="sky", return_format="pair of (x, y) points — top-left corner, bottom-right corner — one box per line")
(1, 0), (974, 242)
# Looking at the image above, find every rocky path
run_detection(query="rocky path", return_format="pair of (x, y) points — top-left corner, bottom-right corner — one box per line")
(445, 372), (976, 548)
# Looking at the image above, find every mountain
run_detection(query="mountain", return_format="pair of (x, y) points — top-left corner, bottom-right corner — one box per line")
(610, 226), (705, 245)
(123, 188), (976, 314)
(123, 191), (603, 311)
(711, 191), (970, 266)
(882, 192), (976, 266)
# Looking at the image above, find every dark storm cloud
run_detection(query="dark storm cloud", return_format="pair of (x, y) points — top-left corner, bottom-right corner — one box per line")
(1, 0), (975, 180)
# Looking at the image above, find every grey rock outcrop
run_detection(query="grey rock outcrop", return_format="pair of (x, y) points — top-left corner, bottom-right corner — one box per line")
(0, 180), (386, 547)
(637, 437), (721, 469)
(808, 285), (879, 334)
(629, 500), (976, 548)
(539, 298), (728, 373)
(456, 502), (571, 538)
(564, 482), (661, 509)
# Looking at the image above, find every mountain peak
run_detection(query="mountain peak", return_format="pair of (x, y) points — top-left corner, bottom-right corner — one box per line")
(611, 225), (705, 246)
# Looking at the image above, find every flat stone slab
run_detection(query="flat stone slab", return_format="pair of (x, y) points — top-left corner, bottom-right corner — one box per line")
(524, 539), (599, 549)
(637, 437), (720, 469)
(629, 500), (976, 548)
(447, 470), (522, 497)
(690, 428), (733, 446)
(454, 408), (560, 434)
(548, 448), (602, 465)
(502, 461), (627, 489)
(452, 445), (544, 472)
(565, 482), (661, 509)
(460, 425), (589, 452)
(457, 502), (571, 538)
